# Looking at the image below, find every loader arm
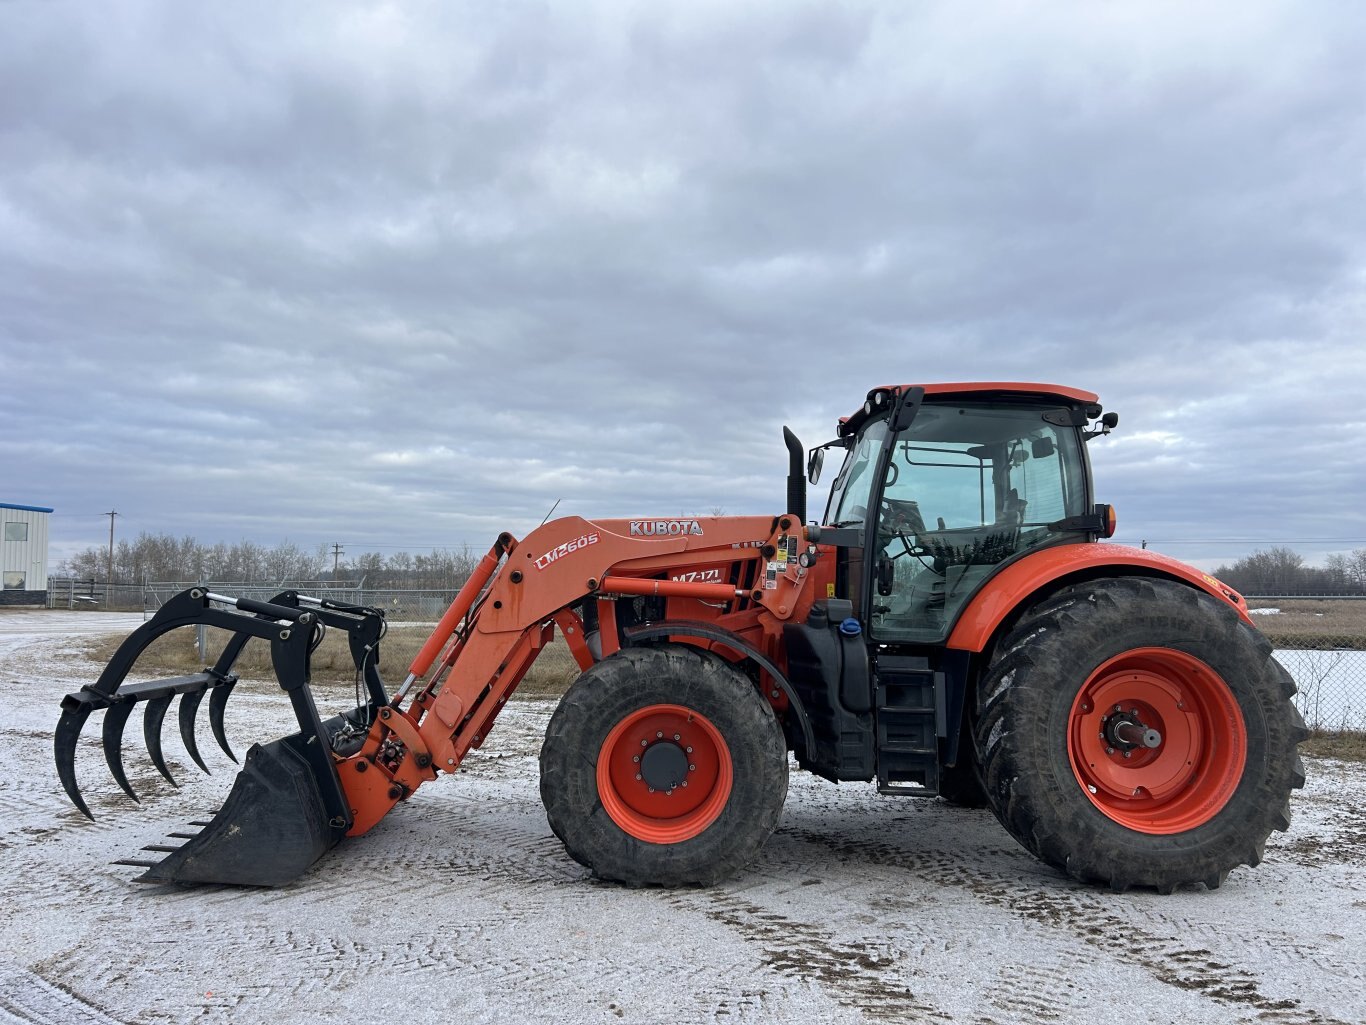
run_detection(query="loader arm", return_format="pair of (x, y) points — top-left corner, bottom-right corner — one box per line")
(345, 514), (820, 835)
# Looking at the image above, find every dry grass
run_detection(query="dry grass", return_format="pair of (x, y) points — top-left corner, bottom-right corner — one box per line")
(1245, 600), (1366, 650)
(82, 621), (582, 699)
(1301, 730), (1366, 762)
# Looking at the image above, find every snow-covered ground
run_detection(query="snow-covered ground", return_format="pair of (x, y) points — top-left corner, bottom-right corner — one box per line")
(1, 610), (1363, 1025)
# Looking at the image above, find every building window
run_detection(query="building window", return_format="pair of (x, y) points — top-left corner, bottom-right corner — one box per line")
(2, 572), (24, 590)
(3, 522), (27, 542)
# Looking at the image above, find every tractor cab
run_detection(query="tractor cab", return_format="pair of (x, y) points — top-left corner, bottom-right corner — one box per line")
(819, 383), (1115, 644)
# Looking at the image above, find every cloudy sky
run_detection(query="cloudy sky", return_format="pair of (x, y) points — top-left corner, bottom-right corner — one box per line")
(3, 0), (1364, 573)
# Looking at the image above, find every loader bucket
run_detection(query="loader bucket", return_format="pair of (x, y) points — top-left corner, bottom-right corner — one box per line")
(55, 587), (392, 887)
(127, 734), (344, 886)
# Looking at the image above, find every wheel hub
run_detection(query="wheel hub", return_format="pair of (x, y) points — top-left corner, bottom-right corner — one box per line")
(639, 741), (690, 792)
(1102, 707), (1163, 751)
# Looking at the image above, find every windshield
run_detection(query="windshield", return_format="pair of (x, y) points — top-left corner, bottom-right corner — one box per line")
(827, 420), (888, 527)
(868, 402), (1089, 643)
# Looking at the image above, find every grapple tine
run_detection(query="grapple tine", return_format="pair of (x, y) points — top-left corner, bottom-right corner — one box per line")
(177, 689), (211, 774)
(208, 679), (239, 763)
(143, 694), (178, 787)
(55, 703), (96, 820)
(101, 701), (140, 804)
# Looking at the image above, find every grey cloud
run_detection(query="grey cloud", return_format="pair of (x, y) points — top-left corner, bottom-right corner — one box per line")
(2, 0), (1363, 570)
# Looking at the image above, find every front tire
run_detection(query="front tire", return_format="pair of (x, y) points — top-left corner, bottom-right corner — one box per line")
(976, 577), (1307, 892)
(540, 644), (788, 886)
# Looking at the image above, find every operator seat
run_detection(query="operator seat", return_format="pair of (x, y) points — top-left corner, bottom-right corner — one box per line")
(998, 488), (1027, 527)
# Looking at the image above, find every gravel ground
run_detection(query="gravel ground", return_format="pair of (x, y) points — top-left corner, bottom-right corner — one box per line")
(1, 610), (1364, 1025)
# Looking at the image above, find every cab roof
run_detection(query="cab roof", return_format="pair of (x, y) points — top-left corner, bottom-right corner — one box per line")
(884, 381), (1098, 403)
(839, 382), (1101, 436)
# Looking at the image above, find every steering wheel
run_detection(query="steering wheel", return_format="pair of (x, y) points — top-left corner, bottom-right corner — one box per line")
(881, 497), (926, 536)
(877, 497), (932, 563)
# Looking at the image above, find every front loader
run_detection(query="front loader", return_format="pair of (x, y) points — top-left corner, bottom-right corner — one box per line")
(56, 382), (1307, 892)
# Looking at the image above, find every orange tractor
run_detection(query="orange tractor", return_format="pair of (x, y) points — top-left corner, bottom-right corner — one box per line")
(56, 382), (1306, 892)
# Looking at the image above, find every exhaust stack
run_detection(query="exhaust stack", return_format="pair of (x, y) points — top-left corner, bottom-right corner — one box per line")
(782, 426), (807, 524)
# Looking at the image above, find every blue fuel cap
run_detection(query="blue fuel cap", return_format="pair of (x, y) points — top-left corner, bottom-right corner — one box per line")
(839, 618), (862, 636)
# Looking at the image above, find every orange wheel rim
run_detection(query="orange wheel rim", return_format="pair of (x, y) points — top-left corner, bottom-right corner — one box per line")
(1068, 647), (1247, 834)
(597, 704), (733, 843)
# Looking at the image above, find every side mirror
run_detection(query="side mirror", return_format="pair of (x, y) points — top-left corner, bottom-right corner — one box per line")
(807, 447), (825, 485)
(1031, 437), (1055, 459)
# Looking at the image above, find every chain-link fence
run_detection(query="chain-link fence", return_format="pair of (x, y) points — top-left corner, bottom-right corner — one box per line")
(44, 581), (1365, 731)
(1247, 598), (1366, 732)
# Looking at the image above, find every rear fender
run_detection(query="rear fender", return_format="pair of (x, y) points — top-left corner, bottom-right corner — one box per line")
(946, 544), (1251, 654)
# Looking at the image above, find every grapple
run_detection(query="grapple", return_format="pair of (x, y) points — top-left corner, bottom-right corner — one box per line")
(55, 587), (390, 886)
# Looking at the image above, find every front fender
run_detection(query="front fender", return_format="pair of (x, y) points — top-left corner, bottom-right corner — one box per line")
(946, 543), (1250, 653)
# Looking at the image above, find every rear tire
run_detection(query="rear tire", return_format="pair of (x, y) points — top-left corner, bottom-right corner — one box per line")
(540, 644), (788, 886)
(976, 577), (1307, 892)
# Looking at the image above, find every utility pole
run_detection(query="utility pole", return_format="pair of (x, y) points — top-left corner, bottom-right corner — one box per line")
(105, 510), (118, 606)
(332, 542), (344, 578)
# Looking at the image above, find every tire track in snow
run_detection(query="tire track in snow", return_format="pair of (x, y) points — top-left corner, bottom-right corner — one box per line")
(786, 826), (1354, 1025)
(0, 964), (125, 1025)
(665, 889), (953, 1023)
